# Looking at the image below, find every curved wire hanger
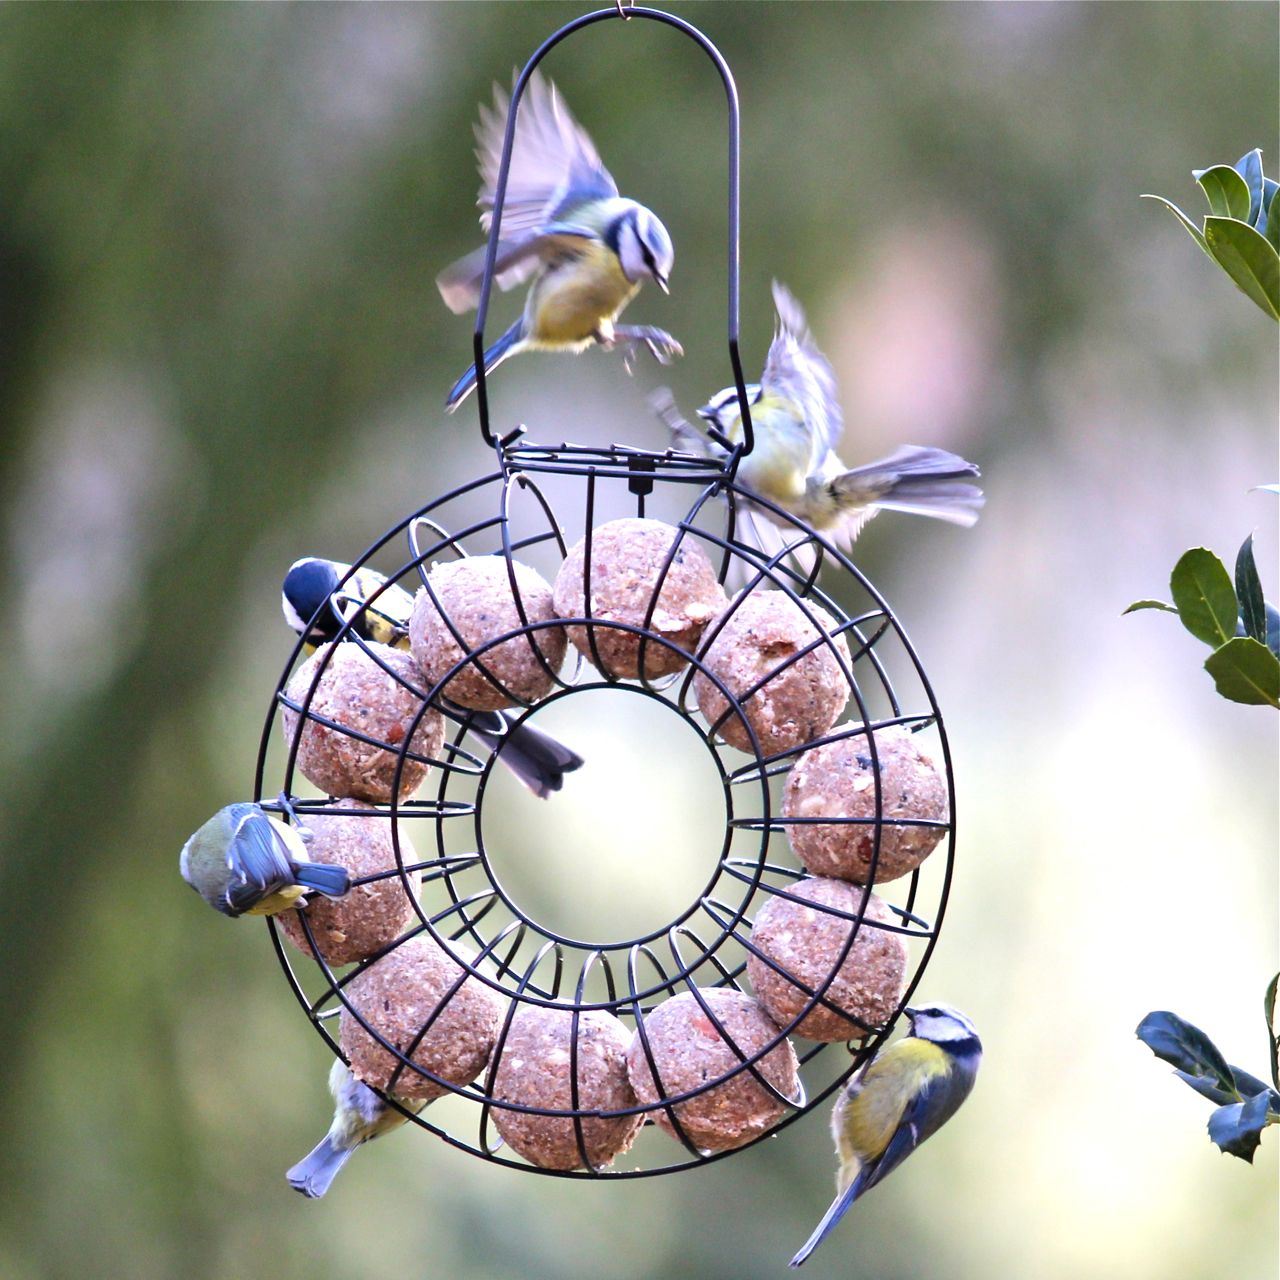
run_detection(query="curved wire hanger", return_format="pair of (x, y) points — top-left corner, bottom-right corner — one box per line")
(468, 4), (756, 466)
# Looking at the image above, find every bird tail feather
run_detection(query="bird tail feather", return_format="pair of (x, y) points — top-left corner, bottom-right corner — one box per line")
(472, 712), (585, 799)
(445, 319), (525, 411)
(286, 1135), (355, 1199)
(831, 445), (984, 527)
(788, 1175), (866, 1268)
(291, 862), (350, 898)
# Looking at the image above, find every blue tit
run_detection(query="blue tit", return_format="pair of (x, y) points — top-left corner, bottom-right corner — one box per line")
(179, 802), (350, 918)
(789, 1003), (982, 1268)
(282, 557), (584, 799)
(438, 71), (681, 411)
(658, 282), (983, 566)
(287, 1059), (427, 1199)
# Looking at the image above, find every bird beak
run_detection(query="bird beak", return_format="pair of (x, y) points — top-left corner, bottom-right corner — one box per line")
(902, 1006), (920, 1019)
(696, 404), (713, 421)
(654, 273), (669, 295)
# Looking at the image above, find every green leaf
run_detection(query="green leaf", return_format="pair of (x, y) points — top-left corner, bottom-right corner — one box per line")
(1170, 548), (1238, 646)
(1235, 534), (1267, 642)
(1123, 599), (1178, 616)
(1207, 1090), (1271, 1162)
(1204, 637), (1280, 707)
(1204, 217), (1280, 320)
(1137, 1011), (1236, 1093)
(1195, 164), (1253, 221)
(1260, 178), (1279, 247)
(1228, 1064), (1273, 1099)
(1267, 973), (1279, 1092)
(1142, 194), (1213, 261)
(1232, 149), (1265, 225)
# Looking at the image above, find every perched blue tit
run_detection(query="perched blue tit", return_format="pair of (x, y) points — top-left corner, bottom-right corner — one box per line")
(287, 1059), (427, 1199)
(282, 557), (584, 799)
(438, 71), (681, 411)
(658, 282), (983, 568)
(179, 802), (350, 918)
(789, 1003), (982, 1268)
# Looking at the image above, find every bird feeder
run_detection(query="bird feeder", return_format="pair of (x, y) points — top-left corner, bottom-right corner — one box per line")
(254, 4), (958, 1180)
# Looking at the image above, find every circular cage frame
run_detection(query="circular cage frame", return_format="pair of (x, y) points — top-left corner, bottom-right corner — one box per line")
(251, 5), (957, 1180)
(256, 446), (957, 1178)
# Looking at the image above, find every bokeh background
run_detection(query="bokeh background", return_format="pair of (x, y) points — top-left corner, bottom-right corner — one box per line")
(1, 3), (1276, 1278)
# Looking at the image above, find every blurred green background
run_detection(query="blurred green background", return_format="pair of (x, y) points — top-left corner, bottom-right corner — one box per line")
(1, 3), (1276, 1278)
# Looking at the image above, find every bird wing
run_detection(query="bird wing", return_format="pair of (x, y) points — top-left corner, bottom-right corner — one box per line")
(852, 1043), (969, 1196)
(476, 71), (618, 240)
(761, 281), (843, 471)
(436, 228), (600, 315)
(224, 808), (292, 912)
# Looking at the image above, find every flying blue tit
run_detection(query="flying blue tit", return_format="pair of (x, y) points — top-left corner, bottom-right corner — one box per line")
(438, 71), (681, 411)
(282, 557), (584, 799)
(789, 1003), (982, 1268)
(287, 1059), (427, 1199)
(657, 282), (983, 567)
(179, 802), (350, 918)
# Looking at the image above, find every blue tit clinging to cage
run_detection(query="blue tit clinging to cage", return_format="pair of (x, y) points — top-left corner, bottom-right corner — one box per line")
(179, 802), (350, 918)
(789, 1003), (982, 1268)
(287, 1059), (426, 1199)
(656, 282), (983, 566)
(438, 70), (681, 411)
(282, 557), (584, 799)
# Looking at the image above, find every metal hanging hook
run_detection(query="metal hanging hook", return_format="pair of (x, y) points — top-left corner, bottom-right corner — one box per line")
(468, 5), (755, 468)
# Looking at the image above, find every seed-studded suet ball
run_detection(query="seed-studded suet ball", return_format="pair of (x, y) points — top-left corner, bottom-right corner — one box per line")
(490, 1006), (643, 1171)
(340, 934), (503, 1102)
(282, 643), (444, 804)
(278, 799), (422, 966)
(552, 518), (727, 679)
(408, 557), (566, 711)
(747, 878), (907, 1042)
(783, 725), (948, 884)
(626, 988), (800, 1153)
(695, 590), (851, 756)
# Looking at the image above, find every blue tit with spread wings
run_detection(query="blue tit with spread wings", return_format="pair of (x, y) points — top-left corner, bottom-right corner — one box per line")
(439, 71), (680, 410)
(656, 282), (983, 573)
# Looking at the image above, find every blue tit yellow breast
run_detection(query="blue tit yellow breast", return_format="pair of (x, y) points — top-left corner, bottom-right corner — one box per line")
(844, 1038), (951, 1158)
(530, 241), (640, 344)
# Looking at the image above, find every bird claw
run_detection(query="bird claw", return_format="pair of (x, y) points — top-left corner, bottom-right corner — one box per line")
(612, 325), (683, 373)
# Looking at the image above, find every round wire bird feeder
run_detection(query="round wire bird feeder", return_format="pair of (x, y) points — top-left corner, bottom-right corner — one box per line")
(252, 6), (958, 1179)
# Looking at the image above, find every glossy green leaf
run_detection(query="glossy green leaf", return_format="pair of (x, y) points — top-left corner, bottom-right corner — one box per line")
(1235, 534), (1266, 642)
(1142, 194), (1213, 260)
(1204, 217), (1280, 319)
(1170, 548), (1238, 646)
(1260, 178), (1280, 249)
(1204, 637), (1280, 707)
(1123, 599), (1177, 616)
(1232, 149), (1264, 225)
(1206, 1090), (1271, 1162)
(1194, 165), (1253, 220)
(1137, 1011), (1235, 1091)
(1267, 973), (1279, 1091)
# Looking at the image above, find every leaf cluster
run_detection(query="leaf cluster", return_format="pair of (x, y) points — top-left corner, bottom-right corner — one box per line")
(1144, 149), (1280, 319)
(1136, 978), (1280, 1162)
(1126, 536), (1280, 707)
